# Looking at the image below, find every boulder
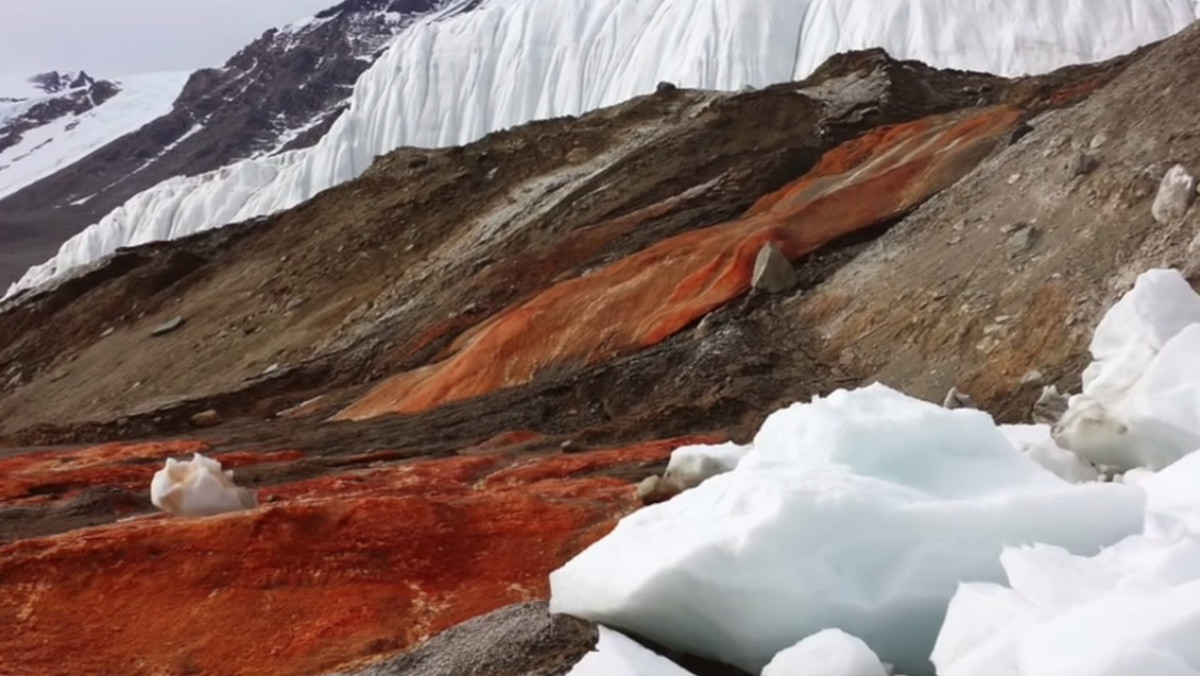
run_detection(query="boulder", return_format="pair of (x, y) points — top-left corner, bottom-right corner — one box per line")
(1151, 164), (1196, 225)
(328, 602), (596, 676)
(1069, 152), (1099, 177)
(751, 243), (797, 294)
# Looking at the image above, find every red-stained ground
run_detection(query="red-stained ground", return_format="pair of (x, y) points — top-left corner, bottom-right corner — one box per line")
(0, 435), (699, 676)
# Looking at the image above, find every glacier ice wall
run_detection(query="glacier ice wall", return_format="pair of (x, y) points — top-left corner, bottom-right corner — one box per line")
(11, 0), (1200, 297)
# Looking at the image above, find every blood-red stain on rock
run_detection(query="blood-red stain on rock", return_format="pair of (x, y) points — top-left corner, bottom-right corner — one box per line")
(335, 106), (1021, 421)
(0, 436), (696, 676)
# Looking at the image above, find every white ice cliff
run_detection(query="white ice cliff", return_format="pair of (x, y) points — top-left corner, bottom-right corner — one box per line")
(10, 0), (1200, 297)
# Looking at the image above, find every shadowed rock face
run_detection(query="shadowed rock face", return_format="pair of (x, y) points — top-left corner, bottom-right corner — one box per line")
(2, 28), (1196, 676)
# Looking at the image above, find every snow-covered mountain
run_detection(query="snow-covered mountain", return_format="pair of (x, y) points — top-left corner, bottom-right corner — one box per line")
(0, 0), (447, 288)
(0, 70), (187, 201)
(8, 0), (1200, 299)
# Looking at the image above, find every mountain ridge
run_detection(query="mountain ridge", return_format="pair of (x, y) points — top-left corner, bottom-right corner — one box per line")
(0, 0), (450, 288)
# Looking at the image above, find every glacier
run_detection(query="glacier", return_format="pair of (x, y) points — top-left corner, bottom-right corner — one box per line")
(10, 0), (1200, 297)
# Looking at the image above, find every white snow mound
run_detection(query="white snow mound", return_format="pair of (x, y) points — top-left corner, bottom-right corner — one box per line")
(1054, 269), (1200, 470)
(12, 0), (1200, 297)
(566, 626), (697, 676)
(548, 383), (1144, 675)
(933, 451), (1200, 676)
(762, 629), (890, 676)
(149, 452), (259, 517)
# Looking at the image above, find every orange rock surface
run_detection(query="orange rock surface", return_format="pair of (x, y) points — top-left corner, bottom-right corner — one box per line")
(335, 106), (1021, 420)
(0, 436), (697, 676)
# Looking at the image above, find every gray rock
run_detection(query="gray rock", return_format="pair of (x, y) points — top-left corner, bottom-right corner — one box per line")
(1006, 121), (1033, 146)
(1032, 385), (1070, 426)
(150, 315), (186, 337)
(1069, 153), (1098, 178)
(942, 386), (977, 410)
(327, 602), (597, 676)
(655, 81), (678, 93)
(1005, 225), (1040, 256)
(1151, 164), (1197, 225)
(751, 242), (796, 294)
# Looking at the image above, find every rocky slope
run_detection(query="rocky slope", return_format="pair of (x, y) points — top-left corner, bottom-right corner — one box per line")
(14, 0), (1195, 299)
(2, 23), (1200, 676)
(0, 0), (448, 288)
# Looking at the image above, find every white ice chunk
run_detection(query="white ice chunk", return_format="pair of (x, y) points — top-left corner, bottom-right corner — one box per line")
(1055, 269), (1200, 470)
(566, 626), (697, 676)
(550, 383), (1144, 675)
(663, 441), (750, 490)
(761, 629), (889, 676)
(1000, 424), (1099, 483)
(934, 449), (1200, 676)
(149, 452), (259, 517)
